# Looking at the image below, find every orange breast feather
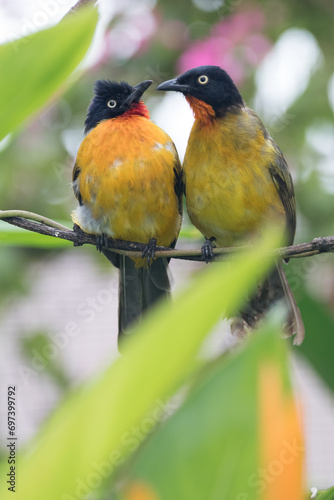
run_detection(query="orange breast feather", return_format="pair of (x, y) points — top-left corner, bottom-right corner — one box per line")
(73, 115), (181, 248)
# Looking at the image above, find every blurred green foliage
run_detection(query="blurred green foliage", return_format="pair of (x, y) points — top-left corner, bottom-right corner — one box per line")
(0, 232), (297, 500)
(316, 487), (334, 499)
(0, 6), (98, 141)
(116, 324), (294, 500)
(21, 331), (70, 389)
(0, 0), (334, 497)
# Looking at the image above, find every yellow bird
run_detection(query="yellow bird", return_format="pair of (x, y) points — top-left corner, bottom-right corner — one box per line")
(158, 65), (304, 344)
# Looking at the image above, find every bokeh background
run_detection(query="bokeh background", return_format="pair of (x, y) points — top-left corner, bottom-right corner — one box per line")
(0, 0), (334, 490)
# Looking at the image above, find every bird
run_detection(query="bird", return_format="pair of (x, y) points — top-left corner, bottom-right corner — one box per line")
(71, 79), (183, 344)
(157, 65), (304, 345)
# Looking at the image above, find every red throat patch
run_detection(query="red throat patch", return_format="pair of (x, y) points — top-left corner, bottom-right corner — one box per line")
(186, 95), (215, 123)
(123, 100), (150, 119)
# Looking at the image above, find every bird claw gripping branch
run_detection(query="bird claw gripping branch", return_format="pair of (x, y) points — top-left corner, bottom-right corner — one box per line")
(201, 237), (216, 263)
(142, 238), (157, 266)
(95, 233), (110, 253)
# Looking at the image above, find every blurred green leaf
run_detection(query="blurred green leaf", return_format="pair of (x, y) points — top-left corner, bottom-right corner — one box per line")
(0, 248), (28, 298)
(118, 325), (302, 500)
(312, 487), (334, 499)
(0, 232), (279, 500)
(21, 331), (70, 390)
(0, 6), (98, 141)
(298, 292), (334, 393)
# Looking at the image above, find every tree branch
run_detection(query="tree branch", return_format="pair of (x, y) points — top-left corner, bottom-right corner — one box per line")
(0, 210), (70, 231)
(64, 0), (96, 17)
(1, 210), (334, 262)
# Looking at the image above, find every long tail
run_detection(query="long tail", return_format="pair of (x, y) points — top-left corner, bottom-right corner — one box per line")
(233, 261), (305, 345)
(103, 250), (171, 342)
(276, 262), (305, 345)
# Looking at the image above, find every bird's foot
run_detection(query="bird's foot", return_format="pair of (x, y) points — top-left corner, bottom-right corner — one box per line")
(201, 237), (216, 263)
(72, 223), (85, 246)
(142, 238), (157, 266)
(96, 233), (109, 252)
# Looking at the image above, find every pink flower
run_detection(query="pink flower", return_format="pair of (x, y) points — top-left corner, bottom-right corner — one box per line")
(178, 8), (271, 86)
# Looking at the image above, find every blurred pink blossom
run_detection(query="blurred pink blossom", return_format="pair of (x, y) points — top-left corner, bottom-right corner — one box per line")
(104, 6), (157, 62)
(178, 8), (271, 85)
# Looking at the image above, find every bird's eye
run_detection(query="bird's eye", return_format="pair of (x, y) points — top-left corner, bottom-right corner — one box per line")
(198, 75), (209, 85)
(107, 100), (117, 108)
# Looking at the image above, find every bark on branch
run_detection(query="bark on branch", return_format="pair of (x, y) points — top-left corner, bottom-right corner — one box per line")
(0, 211), (333, 262)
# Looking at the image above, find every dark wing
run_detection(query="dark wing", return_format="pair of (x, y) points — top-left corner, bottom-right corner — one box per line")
(173, 157), (184, 217)
(246, 108), (296, 248)
(72, 162), (83, 206)
(268, 140), (296, 248)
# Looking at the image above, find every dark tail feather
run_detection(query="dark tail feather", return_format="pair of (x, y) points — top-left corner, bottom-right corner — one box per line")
(144, 256), (172, 311)
(118, 255), (144, 336)
(232, 261), (305, 345)
(102, 251), (171, 343)
(276, 263), (305, 345)
(118, 255), (171, 336)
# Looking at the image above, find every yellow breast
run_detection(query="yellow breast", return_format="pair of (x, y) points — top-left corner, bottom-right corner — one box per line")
(183, 108), (286, 246)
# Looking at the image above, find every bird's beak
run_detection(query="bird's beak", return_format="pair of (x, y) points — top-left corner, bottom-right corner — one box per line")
(157, 78), (189, 94)
(125, 80), (153, 106)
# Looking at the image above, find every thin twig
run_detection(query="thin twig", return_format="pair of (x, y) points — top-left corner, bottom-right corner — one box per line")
(64, 0), (96, 17)
(0, 210), (70, 231)
(1, 211), (334, 262)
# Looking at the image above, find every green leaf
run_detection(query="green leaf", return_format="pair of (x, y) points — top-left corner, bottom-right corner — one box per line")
(312, 487), (334, 499)
(118, 325), (301, 500)
(0, 220), (72, 248)
(298, 292), (334, 393)
(0, 232), (279, 500)
(0, 6), (98, 141)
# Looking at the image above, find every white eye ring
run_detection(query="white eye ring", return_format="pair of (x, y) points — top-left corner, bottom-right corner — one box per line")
(198, 75), (209, 85)
(107, 100), (117, 108)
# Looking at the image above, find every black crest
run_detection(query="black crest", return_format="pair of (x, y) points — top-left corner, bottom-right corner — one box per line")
(84, 80), (134, 133)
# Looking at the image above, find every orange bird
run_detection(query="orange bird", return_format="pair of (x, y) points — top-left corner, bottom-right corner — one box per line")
(158, 66), (304, 344)
(72, 79), (182, 342)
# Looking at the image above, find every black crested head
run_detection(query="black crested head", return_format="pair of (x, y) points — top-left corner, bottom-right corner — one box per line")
(84, 80), (132, 133)
(84, 79), (152, 133)
(157, 65), (243, 113)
